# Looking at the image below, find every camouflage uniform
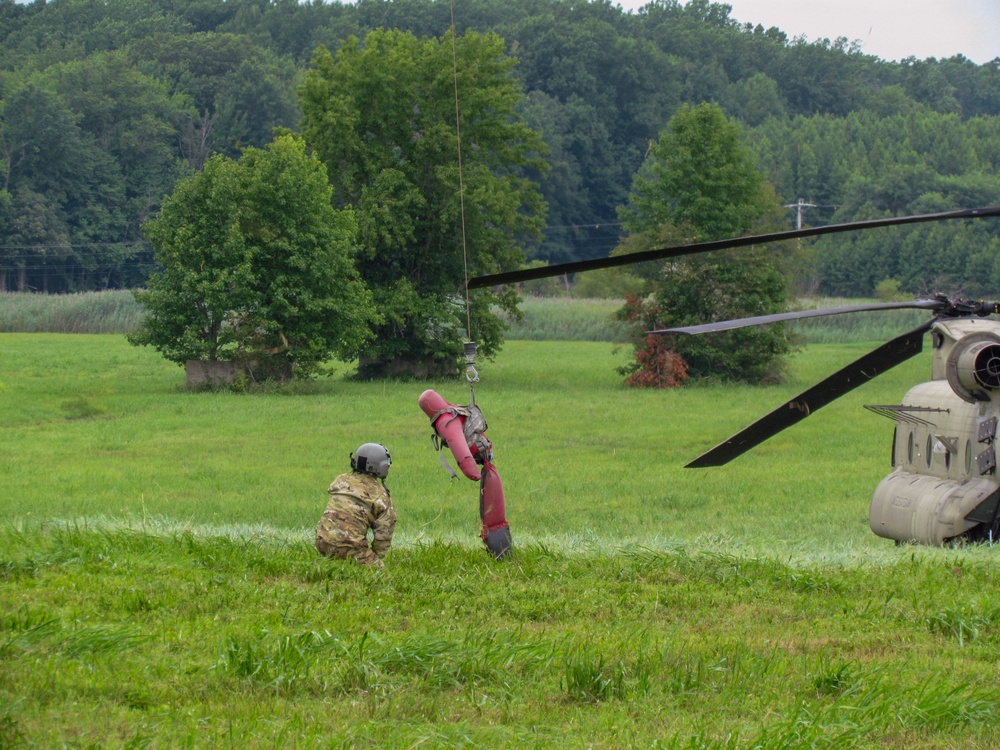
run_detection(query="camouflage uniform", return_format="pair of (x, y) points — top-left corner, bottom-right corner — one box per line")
(315, 472), (396, 568)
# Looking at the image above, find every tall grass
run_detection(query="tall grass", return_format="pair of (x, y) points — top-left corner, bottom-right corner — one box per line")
(788, 296), (932, 344)
(501, 296), (629, 341)
(0, 290), (143, 333)
(4, 526), (1000, 748)
(0, 290), (939, 344)
(506, 295), (934, 344)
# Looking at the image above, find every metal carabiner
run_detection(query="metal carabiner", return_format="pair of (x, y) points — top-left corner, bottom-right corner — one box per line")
(464, 340), (479, 384)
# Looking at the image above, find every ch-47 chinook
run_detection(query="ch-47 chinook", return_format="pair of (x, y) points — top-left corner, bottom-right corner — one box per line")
(467, 206), (1000, 547)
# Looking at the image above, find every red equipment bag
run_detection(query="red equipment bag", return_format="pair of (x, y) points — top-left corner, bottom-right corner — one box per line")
(418, 389), (511, 558)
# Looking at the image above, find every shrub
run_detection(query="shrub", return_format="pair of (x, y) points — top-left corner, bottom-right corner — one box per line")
(615, 293), (689, 389)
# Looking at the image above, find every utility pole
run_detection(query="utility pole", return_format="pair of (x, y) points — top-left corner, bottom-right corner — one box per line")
(784, 198), (817, 229)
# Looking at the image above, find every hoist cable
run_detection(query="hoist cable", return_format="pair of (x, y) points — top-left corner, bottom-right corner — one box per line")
(449, 0), (473, 344)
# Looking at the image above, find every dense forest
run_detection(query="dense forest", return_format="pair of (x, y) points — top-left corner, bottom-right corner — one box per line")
(1, 0), (999, 297)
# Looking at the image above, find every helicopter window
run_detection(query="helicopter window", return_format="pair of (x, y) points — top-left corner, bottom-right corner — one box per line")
(926, 435), (933, 467)
(966, 440), (973, 474)
(908, 432), (915, 464)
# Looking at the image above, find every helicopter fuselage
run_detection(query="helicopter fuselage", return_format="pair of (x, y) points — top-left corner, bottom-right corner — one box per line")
(870, 318), (1000, 545)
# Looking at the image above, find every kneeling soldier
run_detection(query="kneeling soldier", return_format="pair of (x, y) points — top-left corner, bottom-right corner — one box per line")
(315, 443), (396, 568)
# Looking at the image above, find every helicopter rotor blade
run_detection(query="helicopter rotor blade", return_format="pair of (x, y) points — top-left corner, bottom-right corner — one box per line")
(686, 322), (933, 468)
(466, 206), (1000, 290)
(653, 299), (945, 336)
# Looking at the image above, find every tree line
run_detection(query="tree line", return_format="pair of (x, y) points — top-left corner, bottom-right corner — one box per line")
(1, 0), (999, 298)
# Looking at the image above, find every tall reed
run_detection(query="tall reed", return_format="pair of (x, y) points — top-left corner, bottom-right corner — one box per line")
(0, 290), (938, 343)
(0, 290), (144, 334)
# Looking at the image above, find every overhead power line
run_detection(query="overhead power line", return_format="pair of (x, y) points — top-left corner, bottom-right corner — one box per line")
(0, 241), (149, 250)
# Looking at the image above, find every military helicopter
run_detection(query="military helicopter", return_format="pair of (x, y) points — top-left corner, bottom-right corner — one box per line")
(467, 206), (1000, 546)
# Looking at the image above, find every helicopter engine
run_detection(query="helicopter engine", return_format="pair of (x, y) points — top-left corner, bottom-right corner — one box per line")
(869, 319), (1000, 545)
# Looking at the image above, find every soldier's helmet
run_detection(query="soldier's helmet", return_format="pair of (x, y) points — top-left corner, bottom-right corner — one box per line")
(351, 443), (392, 478)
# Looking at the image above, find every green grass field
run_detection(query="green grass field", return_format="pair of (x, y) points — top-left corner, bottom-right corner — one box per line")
(4, 333), (1000, 748)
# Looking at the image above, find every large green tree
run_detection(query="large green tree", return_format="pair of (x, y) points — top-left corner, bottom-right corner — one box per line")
(299, 28), (547, 379)
(129, 134), (375, 379)
(618, 102), (791, 384)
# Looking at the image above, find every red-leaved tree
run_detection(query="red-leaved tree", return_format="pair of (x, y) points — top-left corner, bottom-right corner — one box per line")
(616, 294), (689, 389)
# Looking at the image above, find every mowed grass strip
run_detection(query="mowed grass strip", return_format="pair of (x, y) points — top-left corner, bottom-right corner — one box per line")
(4, 333), (1000, 748)
(0, 332), (932, 556)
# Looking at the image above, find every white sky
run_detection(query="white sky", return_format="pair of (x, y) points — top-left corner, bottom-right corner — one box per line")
(615, 0), (1000, 64)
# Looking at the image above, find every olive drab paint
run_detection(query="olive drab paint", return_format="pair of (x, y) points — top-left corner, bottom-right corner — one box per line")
(869, 318), (1000, 544)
